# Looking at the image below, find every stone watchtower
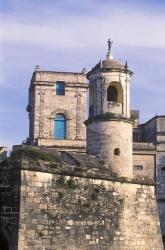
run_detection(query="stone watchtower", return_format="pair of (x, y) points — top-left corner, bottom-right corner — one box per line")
(26, 66), (88, 151)
(85, 40), (133, 177)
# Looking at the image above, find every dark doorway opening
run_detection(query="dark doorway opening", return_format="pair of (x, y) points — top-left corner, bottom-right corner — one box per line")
(0, 228), (9, 250)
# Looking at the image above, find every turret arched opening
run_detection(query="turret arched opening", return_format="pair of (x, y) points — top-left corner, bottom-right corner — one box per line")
(107, 86), (118, 102)
(106, 82), (123, 115)
(107, 82), (123, 103)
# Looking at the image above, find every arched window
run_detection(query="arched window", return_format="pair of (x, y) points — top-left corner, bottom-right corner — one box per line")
(54, 114), (66, 139)
(107, 85), (118, 102)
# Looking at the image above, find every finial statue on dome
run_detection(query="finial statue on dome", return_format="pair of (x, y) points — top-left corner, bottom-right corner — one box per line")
(107, 38), (113, 60)
(107, 38), (113, 52)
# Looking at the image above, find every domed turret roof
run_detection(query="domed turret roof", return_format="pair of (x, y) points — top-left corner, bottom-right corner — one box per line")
(94, 58), (125, 70)
(87, 57), (130, 79)
(87, 39), (133, 79)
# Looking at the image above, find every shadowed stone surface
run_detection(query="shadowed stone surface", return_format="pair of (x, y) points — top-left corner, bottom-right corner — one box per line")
(0, 146), (163, 250)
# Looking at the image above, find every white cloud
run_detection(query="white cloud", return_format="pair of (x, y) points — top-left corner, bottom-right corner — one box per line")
(0, 2), (165, 51)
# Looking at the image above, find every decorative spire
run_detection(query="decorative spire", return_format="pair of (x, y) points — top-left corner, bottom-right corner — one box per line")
(82, 68), (87, 74)
(106, 38), (113, 60)
(124, 61), (128, 70)
(35, 65), (40, 71)
(99, 59), (102, 68)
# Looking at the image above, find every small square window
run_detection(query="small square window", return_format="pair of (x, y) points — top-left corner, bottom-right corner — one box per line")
(133, 165), (143, 171)
(56, 82), (65, 95)
(114, 148), (120, 156)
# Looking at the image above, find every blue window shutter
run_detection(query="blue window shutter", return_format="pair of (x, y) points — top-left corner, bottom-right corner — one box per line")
(54, 114), (66, 139)
(56, 82), (65, 95)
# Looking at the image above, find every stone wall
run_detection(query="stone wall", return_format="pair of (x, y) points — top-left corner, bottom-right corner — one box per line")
(134, 116), (165, 246)
(18, 170), (163, 250)
(157, 117), (165, 143)
(133, 154), (155, 178)
(0, 166), (20, 250)
(86, 118), (133, 177)
(143, 117), (165, 242)
(0, 147), (163, 250)
(157, 150), (165, 240)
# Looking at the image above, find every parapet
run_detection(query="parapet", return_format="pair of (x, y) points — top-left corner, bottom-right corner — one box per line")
(1, 145), (155, 185)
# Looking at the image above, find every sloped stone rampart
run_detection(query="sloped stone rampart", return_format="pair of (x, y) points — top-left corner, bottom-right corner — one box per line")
(16, 170), (163, 250)
(0, 147), (163, 250)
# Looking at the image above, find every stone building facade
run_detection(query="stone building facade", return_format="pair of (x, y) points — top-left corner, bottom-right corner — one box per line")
(26, 66), (87, 151)
(132, 115), (165, 246)
(0, 42), (164, 249)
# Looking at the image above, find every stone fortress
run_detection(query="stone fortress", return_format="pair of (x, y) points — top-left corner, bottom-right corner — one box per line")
(0, 40), (165, 249)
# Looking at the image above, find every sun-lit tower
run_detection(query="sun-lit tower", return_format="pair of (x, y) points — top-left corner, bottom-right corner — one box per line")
(26, 66), (87, 151)
(85, 39), (133, 177)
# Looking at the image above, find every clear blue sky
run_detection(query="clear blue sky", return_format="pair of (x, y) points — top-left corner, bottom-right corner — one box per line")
(0, 0), (165, 149)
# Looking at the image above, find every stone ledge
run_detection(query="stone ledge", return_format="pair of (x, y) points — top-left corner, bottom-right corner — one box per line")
(85, 113), (133, 125)
(133, 142), (156, 151)
(0, 146), (155, 186)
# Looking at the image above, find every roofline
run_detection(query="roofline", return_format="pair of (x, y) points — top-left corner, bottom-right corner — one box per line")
(34, 70), (86, 75)
(87, 68), (133, 79)
(139, 115), (165, 127)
